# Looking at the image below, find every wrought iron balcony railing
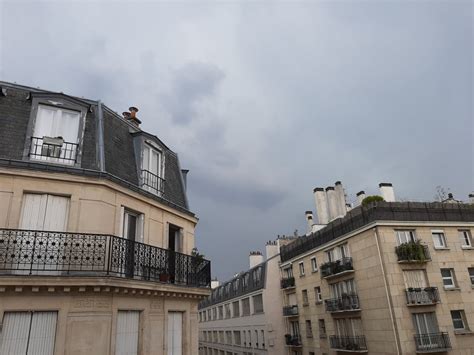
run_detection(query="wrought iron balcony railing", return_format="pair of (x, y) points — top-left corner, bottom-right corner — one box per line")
(141, 169), (165, 196)
(406, 287), (440, 305)
(414, 332), (451, 352)
(325, 293), (360, 312)
(285, 334), (302, 346)
(29, 137), (78, 165)
(330, 335), (368, 352)
(395, 242), (430, 263)
(281, 276), (295, 289)
(283, 305), (299, 316)
(320, 257), (353, 278)
(0, 229), (211, 288)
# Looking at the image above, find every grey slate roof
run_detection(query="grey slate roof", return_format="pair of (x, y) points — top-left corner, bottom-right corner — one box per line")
(0, 81), (192, 216)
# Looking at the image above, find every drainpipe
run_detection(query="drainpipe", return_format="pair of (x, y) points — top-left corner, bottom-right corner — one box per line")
(97, 100), (106, 172)
(374, 227), (401, 355)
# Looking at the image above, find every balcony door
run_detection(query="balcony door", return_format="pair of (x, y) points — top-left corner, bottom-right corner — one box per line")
(16, 194), (69, 274)
(142, 144), (163, 195)
(413, 312), (440, 350)
(167, 312), (183, 355)
(335, 318), (363, 338)
(403, 270), (428, 288)
(121, 209), (143, 278)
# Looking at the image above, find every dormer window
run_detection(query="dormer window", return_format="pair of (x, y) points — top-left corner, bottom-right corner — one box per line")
(141, 142), (164, 196)
(29, 104), (80, 165)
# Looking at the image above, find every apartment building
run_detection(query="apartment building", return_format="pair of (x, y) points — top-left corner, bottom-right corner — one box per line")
(279, 182), (474, 355)
(0, 81), (211, 354)
(198, 239), (294, 355)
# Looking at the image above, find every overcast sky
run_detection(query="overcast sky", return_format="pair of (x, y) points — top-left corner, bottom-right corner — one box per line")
(1, 0), (472, 280)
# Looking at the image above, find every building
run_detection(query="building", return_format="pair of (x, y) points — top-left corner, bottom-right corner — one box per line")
(198, 238), (295, 355)
(0, 81), (211, 354)
(279, 182), (474, 355)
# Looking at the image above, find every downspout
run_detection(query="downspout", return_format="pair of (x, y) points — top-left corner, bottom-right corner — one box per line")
(97, 100), (106, 172)
(374, 227), (401, 355)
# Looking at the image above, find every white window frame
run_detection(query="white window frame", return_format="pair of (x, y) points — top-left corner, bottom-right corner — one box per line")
(299, 262), (305, 276)
(302, 289), (309, 305)
(311, 256), (318, 272)
(441, 268), (456, 289)
(450, 310), (468, 330)
(459, 230), (473, 248)
(395, 230), (417, 245)
(431, 230), (447, 249)
(315, 286), (322, 303)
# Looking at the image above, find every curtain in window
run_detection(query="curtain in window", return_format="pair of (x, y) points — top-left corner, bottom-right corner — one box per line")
(403, 270), (428, 288)
(116, 311), (140, 355)
(34, 105), (79, 142)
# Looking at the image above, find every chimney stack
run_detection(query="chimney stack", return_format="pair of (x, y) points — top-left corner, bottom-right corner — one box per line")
(123, 106), (142, 127)
(356, 191), (366, 205)
(334, 181), (347, 216)
(265, 241), (279, 260)
(379, 183), (395, 202)
(249, 251), (264, 269)
(469, 194), (474, 204)
(305, 211), (314, 232)
(313, 188), (329, 224)
(326, 186), (339, 220)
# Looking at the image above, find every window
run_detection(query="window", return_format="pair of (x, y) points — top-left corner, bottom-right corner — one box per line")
(284, 266), (293, 278)
(218, 306), (224, 319)
(302, 290), (309, 305)
(396, 230), (417, 245)
(315, 286), (322, 303)
(441, 268), (457, 288)
(299, 262), (305, 276)
(318, 319), (327, 338)
(306, 320), (313, 338)
(261, 330), (265, 348)
(233, 331), (241, 345)
(326, 243), (350, 262)
(0, 311), (57, 355)
(469, 268), (474, 285)
(432, 230), (447, 248)
(141, 143), (164, 195)
(253, 294), (264, 314)
(212, 307), (217, 320)
(232, 301), (240, 317)
(30, 104), (81, 165)
(117, 310), (140, 355)
(242, 298), (250, 316)
(311, 256), (318, 272)
(331, 278), (357, 298)
(122, 208), (144, 244)
(459, 230), (473, 247)
(255, 330), (259, 347)
(451, 310), (469, 331)
(224, 303), (231, 318)
(334, 318), (363, 338)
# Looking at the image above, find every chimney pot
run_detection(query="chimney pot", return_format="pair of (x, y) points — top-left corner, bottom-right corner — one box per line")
(379, 183), (395, 202)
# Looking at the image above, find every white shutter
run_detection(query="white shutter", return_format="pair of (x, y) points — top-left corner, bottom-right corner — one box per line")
(43, 195), (70, 232)
(27, 312), (58, 355)
(116, 311), (140, 355)
(168, 312), (182, 355)
(0, 312), (31, 354)
(20, 194), (48, 230)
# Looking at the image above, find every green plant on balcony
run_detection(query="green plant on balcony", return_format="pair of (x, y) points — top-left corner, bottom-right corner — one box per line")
(395, 240), (426, 262)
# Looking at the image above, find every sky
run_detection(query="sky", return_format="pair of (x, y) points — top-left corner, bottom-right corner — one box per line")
(1, 0), (472, 280)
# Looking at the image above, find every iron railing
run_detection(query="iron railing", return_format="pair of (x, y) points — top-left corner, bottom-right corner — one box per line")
(283, 305), (299, 316)
(285, 334), (302, 346)
(141, 169), (165, 196)
(0, 228), (211, 288)
(414, 332), (451, 352)
(320, 257), (353, 278)
(280, 202), (474, 263)
(325, 293), (360, 312)
(406, 287), (440, 305)
(330, 335), (368, 352)
(281, 276), (295, 289)
(395, 242), (430, 262)
(29, 137), (78, 165)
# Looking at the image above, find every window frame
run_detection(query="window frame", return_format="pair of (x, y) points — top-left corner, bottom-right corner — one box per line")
(311, 256), (318, 272)
(431, 230), (447, 249)
(395, 229), (417, 245)
(24, 95), (88, 168)
(315, 286), (323, 304)
(459, 230), (473, 248)
(450, 310), (469, 331)
(299, 261), (305, 276)
(302, 289), (309, 306)
(441, 268), (457, 289)
(469, 268), (474, 286)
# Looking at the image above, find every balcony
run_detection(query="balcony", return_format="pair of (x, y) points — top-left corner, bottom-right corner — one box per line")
(395, 242), (430, 263)
(325, 293), (360, 313)
(329, 335), (368, 352)
(29, 136), (78, 165)
(141, 169), (165, 196)
(283, 305), (299, 317)
(281, 276), (295, 289)
(285, 334), (302, 347)
(0, 229), (211, 288)
(406, 287), (440, 306)
(414, 332), (451, 353)
(320, 257), (354, 279)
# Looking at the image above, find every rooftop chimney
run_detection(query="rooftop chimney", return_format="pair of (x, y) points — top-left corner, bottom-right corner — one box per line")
(469, 194), (474, 204)
(249, 251), (264, 269)
(356, 191), (366, 205)
(124, 106), (142, 127)
(326, 186), (339, 220)
(313, 188), (329, 224)
(266, 241), (279, 260)
(334, 181), (347, 216)
(379, 183), (395, 202)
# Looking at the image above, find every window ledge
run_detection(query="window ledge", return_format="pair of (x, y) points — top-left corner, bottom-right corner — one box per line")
(315, 301), (323, 305)
(454, 330), (473, 335)
(434, 247), (450, 250)
(461, 246), (474, 250)
(299, 274), (306, 278)
(444, 287), (461, 291)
